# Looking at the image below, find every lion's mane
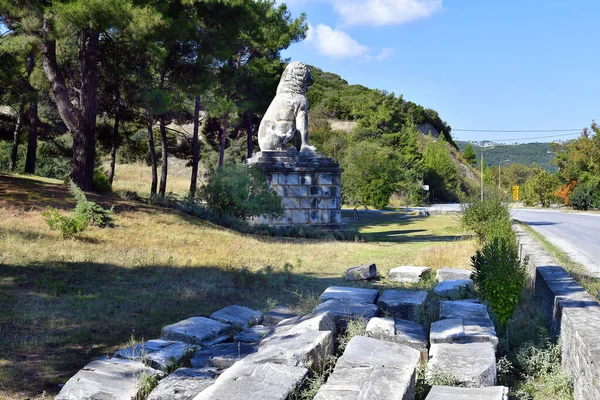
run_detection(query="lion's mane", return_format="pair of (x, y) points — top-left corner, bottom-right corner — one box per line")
(276, 61), (313, 95)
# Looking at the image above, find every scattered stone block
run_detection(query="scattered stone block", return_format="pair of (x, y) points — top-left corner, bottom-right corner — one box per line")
(313, 336), (420, 400)
(345, 263), (377, 281)
(428, 342), (497, 387)
(193, 361), (307, 400)
(433, 279), (475, 299)
(233, 325), (272, 343)
(114, 339), (177, 360)
(162, 317), (234, 346)
(425, 385), (509, 400)
(377, 289), (428, 320)
(263, 305), (297, 326)
(191, 342), (258, 369)
(430, 318), (498, 348)
(319, 286), (379, 304)
(436, 268), (473, 282)
(261, 311), (336, 344)
(144, 342), (198, 372)
(148, 367), (218, 400)
(313, 300), (379, 329)
(389, 266), (432, 283)
(210, 305), (263, 328)
(366, 317), (428, 362)
(247, 330), (334, 371)
(56, 357), (164, 400)
(440, 301), (490, 320)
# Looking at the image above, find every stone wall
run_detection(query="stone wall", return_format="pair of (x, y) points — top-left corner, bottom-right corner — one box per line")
(516, 225), (600, 400)
(246, 150), (343, 229)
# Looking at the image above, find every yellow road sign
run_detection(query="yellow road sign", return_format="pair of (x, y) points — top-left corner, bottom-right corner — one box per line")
(512, 186), (520, 202)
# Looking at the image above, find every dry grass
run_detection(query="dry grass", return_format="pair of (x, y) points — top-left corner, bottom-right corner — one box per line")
(0, 173), (475, 399)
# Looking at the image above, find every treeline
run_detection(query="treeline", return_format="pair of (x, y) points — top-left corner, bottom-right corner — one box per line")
(456, 141), (557, 172)
(0, 0), (306, 196)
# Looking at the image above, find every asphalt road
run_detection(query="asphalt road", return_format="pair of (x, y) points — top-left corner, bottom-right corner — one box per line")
(512, 208), (600, 278)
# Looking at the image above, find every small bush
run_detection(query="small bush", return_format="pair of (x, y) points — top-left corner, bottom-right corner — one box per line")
(568, 183), (600, 211)
(462, 191), (514, 243)
(42, 207), (88, 239)
(92, 168), (112, 193)
(73, 187), (115, 227)
(199, 164), (283, 221)
(337, 317), (367, 353)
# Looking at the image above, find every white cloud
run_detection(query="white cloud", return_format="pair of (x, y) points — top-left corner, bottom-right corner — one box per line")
(306, 23), (369, 59)
(375, 47), (395, 61)
(333, 0), (443, 27)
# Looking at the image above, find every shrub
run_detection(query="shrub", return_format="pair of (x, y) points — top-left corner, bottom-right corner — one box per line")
(471, 238), (527, 347)
(521, 170), (561, 207)
(42, 207), (88, 239)
(73, 187), (115, 228)
(461, 191), (514, 243)
(92, 168), (112, 193)
(568, 181), (600, 211)
(199, 164), (283, 221)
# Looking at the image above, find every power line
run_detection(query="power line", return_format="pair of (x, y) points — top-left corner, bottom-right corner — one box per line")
(453, 128), (583, 133)
(459, 132), (582, 142)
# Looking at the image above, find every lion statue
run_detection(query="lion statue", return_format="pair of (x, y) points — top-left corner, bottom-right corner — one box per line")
(258, 61), (317, 153)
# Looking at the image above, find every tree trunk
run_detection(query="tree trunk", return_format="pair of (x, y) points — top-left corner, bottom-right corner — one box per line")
(189, 95), (201, 199)
(218, 113), (228, 168)
(246, 112), (254, 159)
(159, 115), (168, 197)
(146, 108), (158, 197)
(41, 20), (98, 191)
(9, 103), (24, 172)
(25, 99), (38, 174)
(108, 90), (121, 185)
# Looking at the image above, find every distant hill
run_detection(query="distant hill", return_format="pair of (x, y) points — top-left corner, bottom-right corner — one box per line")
(456, 141), (557, 171)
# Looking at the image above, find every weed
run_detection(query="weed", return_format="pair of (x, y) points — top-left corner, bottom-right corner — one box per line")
(134, 371), (159, 400)
(42, 207), (88, 239)
(291, 290), (321, 315)
(337, 317), (367, 353)
(415, 363), (460, 400)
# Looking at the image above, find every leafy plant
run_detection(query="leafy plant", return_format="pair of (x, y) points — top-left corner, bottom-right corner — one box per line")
(92, 168), (112, 193)
(199, 164), (283, 221)
(471, 238), (527, 348)
(73, 188), (115, 228)
(461, 190), (514, 243)
(42, 207), (88, 239)
(521, 170), (561, 207)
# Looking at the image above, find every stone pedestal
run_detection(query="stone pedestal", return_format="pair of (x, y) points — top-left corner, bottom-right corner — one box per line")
(246, 150), (345, 229)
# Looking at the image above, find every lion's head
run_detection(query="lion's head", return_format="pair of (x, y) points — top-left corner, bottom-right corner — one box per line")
(276, 61), (314, 95)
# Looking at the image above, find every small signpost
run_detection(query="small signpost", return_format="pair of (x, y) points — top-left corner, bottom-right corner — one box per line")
(512, 186), (520, 202)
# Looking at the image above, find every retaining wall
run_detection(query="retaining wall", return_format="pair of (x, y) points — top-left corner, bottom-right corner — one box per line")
(516, 225), (600, 400)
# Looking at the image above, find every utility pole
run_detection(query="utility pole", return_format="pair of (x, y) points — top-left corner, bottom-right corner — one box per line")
(480, 151), (484, 201)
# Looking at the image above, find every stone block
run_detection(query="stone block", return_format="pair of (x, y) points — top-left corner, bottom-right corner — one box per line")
(300, 198), (312, 209)
(162, 317), (234, 346)
(292, 209), (309, 224)
(332, 174), (341, 186)
(148, 367), (218, 400)
(309, 209), (321, 224)
(191, 342), (258, 369)
(313, 336), (420, 400)
(366, 317), (428, 362)
(430, 318), (498, 348)
(262, 311), (336, 345)
(314, 300), (380, 329)
(56, 357), (164, 400)
(320, 185), (335, 198)
(319, 286), (379, 304)
(233, 325), (272, 343)
(389, 266), (432, 283)
(436, 268), (473, 282)
(345, 263), (377, 281)
(309, 185), (321, 197)
(263, 306), (297, 326)
(281, 173), (299, 185)
(440, 301), (490, 320)
(428, 342), (497, 387)
(282, 197), (300, 209)
(300, 173), (315, 185)
(288, 185), (309, 197)
(433, 279), (475, 299)
(318, 172), (333, 185)
(329, 210), (341, 224)
(193, 361), (307, 400)
(425, 385), (509, 400)
(320, 209), (330, 223)
(377, 290), (428, 320)
(114, 339), (177, 361)
(210, 305), (263, 328)
(318, 198), (337, 209)
(144, 342), (198, 371)
(246, 330), (334, 371)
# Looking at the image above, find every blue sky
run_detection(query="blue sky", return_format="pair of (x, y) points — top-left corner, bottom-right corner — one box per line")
(280, 0), (600, 143)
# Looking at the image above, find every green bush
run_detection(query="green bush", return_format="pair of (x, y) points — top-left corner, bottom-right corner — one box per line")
(471, 238), (527, 344)
(92, 168), (112, 193)
(42, 207), (88, 238)
(521, 170), (561, 207)
(199, 164), (283, 221)
(569, 183), (600, 211)
(461, 191), (515, 243)
(73, 186), (115, 227)
(36, 138), (72, 180)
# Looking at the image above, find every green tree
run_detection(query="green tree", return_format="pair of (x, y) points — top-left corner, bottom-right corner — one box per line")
(522, 169), (561, 207)
(423, 134), (459, 202)
(463, 142), (477, 166)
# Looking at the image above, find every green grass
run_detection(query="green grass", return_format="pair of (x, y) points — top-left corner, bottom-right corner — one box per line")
(0, 173), (476, 399)
(518, 222), (600, 301)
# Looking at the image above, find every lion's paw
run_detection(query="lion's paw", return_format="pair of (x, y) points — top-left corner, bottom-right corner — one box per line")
(300, 145), (317, 153)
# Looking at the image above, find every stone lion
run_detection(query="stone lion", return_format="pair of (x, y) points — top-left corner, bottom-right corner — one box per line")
(258, 61), (317, 152)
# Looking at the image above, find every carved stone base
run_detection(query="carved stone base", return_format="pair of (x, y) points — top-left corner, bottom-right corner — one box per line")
(246, 149), (346, 229)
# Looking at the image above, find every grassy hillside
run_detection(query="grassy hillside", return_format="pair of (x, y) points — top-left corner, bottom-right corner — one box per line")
(0, 173), (475, 399)
(456, 141), (557, 171)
